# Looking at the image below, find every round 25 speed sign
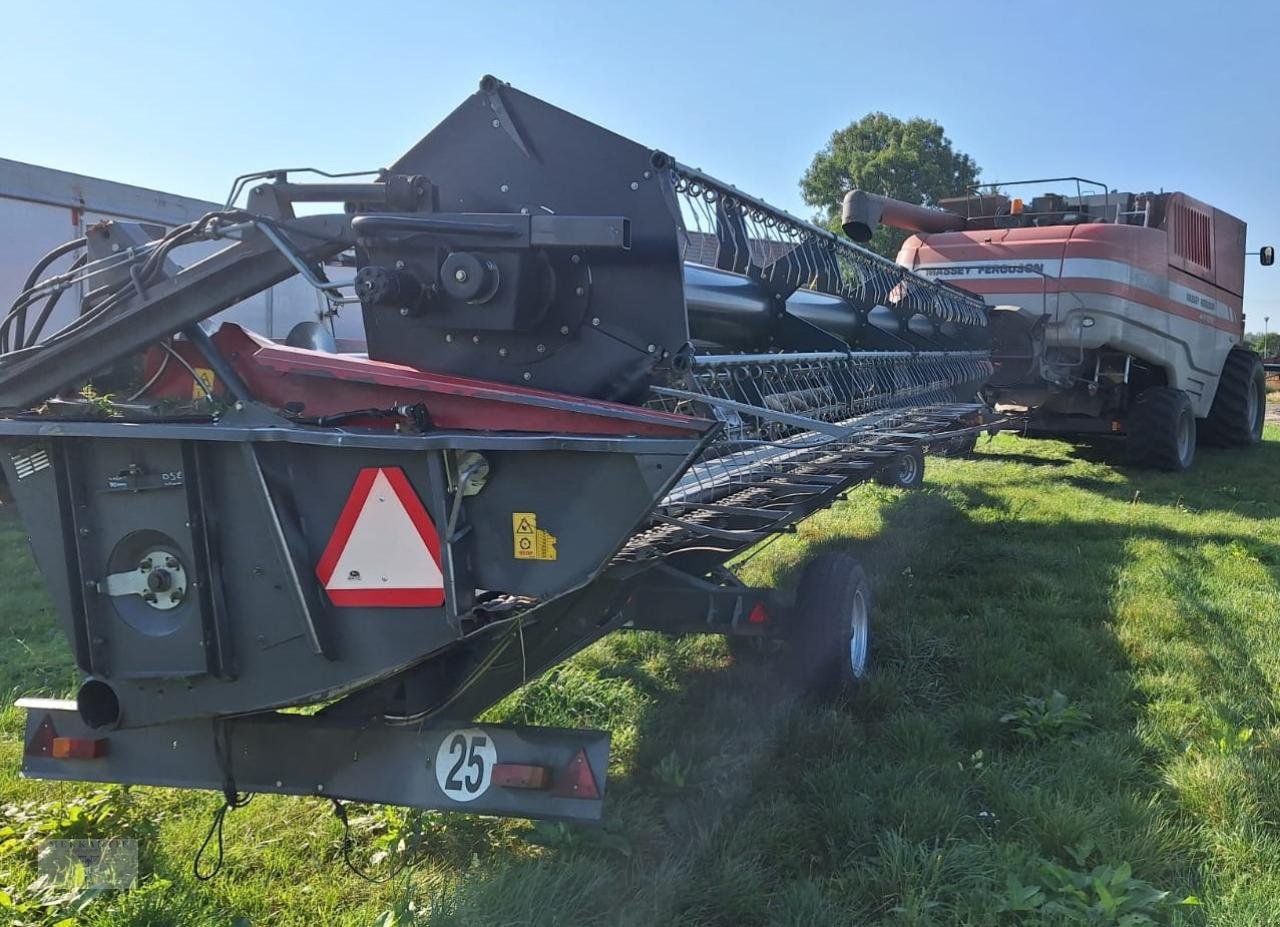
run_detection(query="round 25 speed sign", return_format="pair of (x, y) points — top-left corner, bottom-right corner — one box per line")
(435, 728), (497, 802)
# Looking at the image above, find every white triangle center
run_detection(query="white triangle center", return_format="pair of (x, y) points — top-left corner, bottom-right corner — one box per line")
(325, 471), (443, 591)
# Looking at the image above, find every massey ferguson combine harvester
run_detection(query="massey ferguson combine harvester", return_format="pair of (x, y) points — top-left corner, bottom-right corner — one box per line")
(843, 179), (1273, 470)
(0, 78), (995, 824)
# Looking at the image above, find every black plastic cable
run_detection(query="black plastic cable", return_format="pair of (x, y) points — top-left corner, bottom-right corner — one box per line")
(330, 799), (424, 884)
(23, 210), (244, 354)
(21, 254), (88, 349)
(6, 237), (86, 350)
(193, 721), (254, 881)
(0, 291), (40, 354)
(192, 802), (232, 881)
(5, 210), (259, 363)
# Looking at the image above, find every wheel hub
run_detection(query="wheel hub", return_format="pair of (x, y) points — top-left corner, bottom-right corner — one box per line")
(1246, 379), (1261, 431)
(1175, 413), (1192, 461)
(848, 588), (870, 678)
(897, 454), (919, 485)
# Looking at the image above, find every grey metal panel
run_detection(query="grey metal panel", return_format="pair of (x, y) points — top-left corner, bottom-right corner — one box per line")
(57, 439), (210, 679)
(370, 81), (690, 398)
(463, 446), (694, 598)
(0, 441), (87, 671)
(0, 417), (705, 456)
(0, 158), (217, 225)
(1, 425), (708, 729)
(20, 700), (610, 822)
(1, 435), (468, 728)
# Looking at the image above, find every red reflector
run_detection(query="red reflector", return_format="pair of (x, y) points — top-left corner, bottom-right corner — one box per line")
(51, 737), (108, 760)
(492, 762), (551, 790)
(747, 602), (769, 624)
(25, 715), (58, 757)
(553, 748), (600, 800)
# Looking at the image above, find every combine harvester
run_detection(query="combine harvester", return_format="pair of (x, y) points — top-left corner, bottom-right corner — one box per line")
(1, 78), (1000, 823)
(844, 179), (1273, 470)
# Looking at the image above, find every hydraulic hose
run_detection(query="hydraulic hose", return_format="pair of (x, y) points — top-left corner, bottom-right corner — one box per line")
(21, 254), (88, 348)
(6, 237), (87, 350)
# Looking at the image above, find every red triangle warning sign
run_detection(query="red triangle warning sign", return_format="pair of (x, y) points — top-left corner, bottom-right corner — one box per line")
(316, 467), (445, 607)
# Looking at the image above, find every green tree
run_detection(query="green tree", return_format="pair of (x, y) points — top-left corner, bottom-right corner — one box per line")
(801, 112), (980, 259)
(1247, 330), (1278, 357)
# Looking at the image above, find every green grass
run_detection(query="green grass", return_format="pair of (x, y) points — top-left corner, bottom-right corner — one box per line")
(2, 426), (1280, 925)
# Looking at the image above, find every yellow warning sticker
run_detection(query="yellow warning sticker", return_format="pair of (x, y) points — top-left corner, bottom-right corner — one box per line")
(513, 512), (557, 561)
(191, 367), (216, 399)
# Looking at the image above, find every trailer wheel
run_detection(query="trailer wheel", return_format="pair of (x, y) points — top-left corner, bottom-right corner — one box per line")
(1128, 386), (1196, 471)
(875, 446), (925, 488)
(1200, 349), (1266, 448)
(790, 552), (872, 697)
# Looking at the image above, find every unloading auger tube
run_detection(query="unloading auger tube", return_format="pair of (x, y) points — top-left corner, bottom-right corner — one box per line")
(1, 77), (999, 825)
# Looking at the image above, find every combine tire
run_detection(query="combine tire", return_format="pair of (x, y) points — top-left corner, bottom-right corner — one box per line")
(1127, 386), (1196, 471)
(789, 552), (872, 697)
(1200, 349), (1266, 448)
(875, 446), (925, 488)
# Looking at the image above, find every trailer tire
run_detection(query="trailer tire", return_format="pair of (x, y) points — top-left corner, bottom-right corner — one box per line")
(1127, 387), (1196, 471)
(875, 446), (925, 488)
(790, 552), (872, 697)
(1200, 349), (1266, 448)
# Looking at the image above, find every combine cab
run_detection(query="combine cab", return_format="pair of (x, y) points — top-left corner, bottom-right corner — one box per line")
(844, 179), (1273, 470)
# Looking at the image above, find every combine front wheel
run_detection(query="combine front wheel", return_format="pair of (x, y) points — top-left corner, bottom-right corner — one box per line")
(790, 552), (872, 697)
(1127, 386), (1196, 471)
(1201, 349), (1266, 448)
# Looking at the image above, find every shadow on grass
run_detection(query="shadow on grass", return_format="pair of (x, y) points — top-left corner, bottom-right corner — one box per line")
(429, 494), (1154, 922)
(439, 439), (1280, 925)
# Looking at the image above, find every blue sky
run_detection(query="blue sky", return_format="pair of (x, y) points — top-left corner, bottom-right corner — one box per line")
(4, 0), (1277, 331)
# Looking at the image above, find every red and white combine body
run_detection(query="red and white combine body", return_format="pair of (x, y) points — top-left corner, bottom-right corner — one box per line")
(843, 180), (1272, 469)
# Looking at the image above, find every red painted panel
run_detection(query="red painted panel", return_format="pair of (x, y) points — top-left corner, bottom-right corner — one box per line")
(1213, 207), (1247, 297)
(144, 324), (710, 438)
(905, 220), (1243, 328)
(947, 276), (1241, 334)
